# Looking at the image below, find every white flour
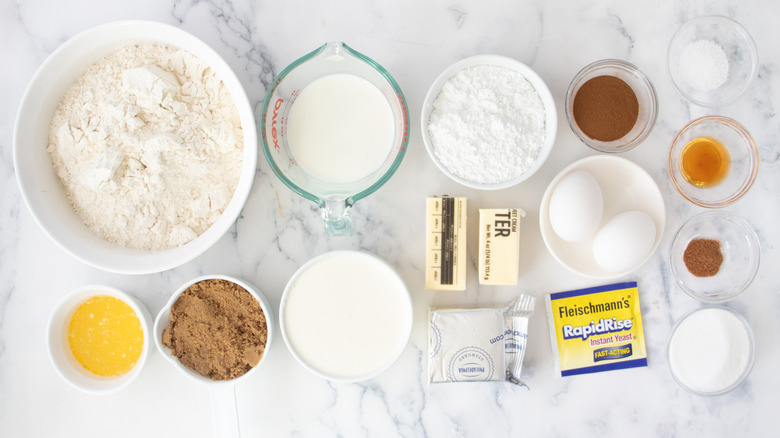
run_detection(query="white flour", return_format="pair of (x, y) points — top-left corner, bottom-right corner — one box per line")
(48, 44), (243, 250)
(427, 65), (545, 185)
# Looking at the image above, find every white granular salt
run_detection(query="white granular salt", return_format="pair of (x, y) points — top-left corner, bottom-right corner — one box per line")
(427, 65), (546, 185)
(48, 44), (243, 250)
(679, 39), (730, 92)
(668, 307), (752, 394)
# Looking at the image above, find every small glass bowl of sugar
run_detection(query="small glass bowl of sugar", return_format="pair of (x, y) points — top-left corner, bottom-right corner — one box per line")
(668, 16), (758, 107)
(667, 305), (755, 396)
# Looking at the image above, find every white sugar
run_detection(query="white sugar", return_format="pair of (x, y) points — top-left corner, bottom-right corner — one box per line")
(668, 307), (751, 394)
(679, 39), (730, 92)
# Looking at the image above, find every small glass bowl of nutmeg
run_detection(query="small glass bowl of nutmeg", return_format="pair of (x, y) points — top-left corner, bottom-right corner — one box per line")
(669, 211), (760, 303)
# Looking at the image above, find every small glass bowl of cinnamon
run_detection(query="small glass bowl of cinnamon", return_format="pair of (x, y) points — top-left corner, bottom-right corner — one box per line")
(565, 59), (658, 153)
(668, 115), (759, 208)
(669, 211), (760, 303)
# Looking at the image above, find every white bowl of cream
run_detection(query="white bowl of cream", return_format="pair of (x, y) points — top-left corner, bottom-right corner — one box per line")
(280, 250), (413, 382)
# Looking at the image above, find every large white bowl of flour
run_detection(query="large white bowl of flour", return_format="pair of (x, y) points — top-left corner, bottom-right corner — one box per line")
(421, 55), (557, 190)
(13, 21), (256, 274)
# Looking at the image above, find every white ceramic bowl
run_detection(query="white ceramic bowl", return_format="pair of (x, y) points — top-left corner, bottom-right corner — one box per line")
(280, 251), (413, 382)
(154, 275), (275, 384)
(154, 275), (274, 436)
(540, 155), (666, 278)
(47, 285), (153, 394)
(668, 16), (758, 107)
(421, 55), (557, 190)
(13, 21), (257, 274)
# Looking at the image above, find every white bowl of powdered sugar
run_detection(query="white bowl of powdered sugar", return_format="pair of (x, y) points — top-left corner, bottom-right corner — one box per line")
(13, 21), (257, 274)
(421, 55), (557, 190)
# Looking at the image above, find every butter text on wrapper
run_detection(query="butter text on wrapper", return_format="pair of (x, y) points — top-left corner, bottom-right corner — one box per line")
(479, 208), (524, 285)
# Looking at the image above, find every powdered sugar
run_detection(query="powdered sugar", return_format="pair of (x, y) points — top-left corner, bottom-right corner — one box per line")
(427, 65), (546, 185)
(48, 44), (243, 250)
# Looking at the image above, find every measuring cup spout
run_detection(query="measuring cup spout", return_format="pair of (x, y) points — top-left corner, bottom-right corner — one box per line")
(321, 197), (353, 236)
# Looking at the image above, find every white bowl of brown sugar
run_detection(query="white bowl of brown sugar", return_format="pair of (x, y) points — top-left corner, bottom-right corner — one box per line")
(154, 275), (273, 435)
(669, 211), (760, 302)
(13, 21), (256, 274)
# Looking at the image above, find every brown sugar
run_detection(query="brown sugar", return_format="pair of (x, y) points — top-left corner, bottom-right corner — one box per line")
(573, 75), (639, 142)
(683, 238), (723, 277)
(162, 279), (268, 380)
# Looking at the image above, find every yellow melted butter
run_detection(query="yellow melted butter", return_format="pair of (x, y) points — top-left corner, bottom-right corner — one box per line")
(68, 295), (143, 377)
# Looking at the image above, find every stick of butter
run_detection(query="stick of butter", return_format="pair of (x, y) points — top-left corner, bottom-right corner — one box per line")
(479, 208), (524, 285)
(425, 197), (467, 291)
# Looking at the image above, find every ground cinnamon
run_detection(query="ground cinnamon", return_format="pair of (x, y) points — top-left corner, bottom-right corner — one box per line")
(683, 238), (723, 277)
(573, 75), (639, 142)
(162, 279), (268, 380)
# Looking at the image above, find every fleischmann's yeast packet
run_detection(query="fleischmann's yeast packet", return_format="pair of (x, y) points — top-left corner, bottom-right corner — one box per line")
(545, 282), (647, 377)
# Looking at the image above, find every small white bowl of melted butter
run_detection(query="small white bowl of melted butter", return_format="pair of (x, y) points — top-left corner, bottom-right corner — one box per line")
(47, 285), (153, 394)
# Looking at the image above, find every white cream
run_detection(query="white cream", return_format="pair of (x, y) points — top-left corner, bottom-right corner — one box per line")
(287, 73), (395, 183)
(282, 251), (412, 380)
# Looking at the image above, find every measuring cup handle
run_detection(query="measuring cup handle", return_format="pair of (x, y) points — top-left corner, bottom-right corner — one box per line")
(321, 198), (353, 236)
(210, 384), (241, 438)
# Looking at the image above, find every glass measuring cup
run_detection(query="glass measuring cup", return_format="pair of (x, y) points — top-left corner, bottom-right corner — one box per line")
(260, 42), (409, 236)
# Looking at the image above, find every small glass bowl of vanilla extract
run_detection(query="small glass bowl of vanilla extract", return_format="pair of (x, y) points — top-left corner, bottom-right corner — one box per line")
(668, 115), (759, 208)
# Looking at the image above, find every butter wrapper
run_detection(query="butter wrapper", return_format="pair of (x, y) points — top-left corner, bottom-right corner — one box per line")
(545, 282), (647, 377)
(479, 208), (524, 285)
(425, 197), (467, 291)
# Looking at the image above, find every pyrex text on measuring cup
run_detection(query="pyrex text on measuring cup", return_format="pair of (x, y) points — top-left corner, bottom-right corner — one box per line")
(260, 42), (409, 236)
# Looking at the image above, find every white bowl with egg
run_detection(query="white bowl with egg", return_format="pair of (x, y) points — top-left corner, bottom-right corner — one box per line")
(421, 55), (557, 190)
(13, 21), (256, 274)
(280, 251), (413, 382)
(540, 156), (666, 278)
(47, 285), (153, 394)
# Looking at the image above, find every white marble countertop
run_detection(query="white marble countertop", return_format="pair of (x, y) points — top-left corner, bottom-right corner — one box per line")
(2, 0), (780, 436)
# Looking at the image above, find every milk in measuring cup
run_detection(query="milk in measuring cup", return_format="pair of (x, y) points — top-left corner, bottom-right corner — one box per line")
(287, 74), (395, 183)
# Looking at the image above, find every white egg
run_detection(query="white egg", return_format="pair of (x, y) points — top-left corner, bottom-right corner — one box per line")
(592, 210), (657, 273)
(548, 170), (603, 242)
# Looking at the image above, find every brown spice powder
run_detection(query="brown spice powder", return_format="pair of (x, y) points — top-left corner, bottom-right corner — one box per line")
(162, 279), (268, 380)
(683, 238), (723, 277)
(573, 75), (639, 142)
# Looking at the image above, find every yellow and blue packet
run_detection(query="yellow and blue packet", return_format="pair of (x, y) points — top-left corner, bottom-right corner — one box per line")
(545, 282), (647, 377)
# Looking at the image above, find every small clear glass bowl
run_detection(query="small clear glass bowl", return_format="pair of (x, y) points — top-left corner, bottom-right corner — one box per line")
(669, 211), (760, 303)
(667, 305), (755, 396)
(668, 115), (759, 208)
(565, 59), (658, 153)
(668, 16), (758, 107)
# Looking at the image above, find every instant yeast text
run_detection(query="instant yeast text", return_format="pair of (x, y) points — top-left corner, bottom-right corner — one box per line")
(545, 282), (647, 377)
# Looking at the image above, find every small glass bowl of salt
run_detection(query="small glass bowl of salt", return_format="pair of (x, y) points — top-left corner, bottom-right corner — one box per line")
(668, 16), (758, 107)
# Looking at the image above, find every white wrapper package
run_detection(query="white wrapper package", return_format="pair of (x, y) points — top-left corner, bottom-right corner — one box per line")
(428, 295), (535, 385)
